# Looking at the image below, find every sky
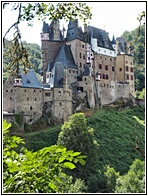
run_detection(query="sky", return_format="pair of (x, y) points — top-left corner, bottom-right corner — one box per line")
(2, 2), (146, 46)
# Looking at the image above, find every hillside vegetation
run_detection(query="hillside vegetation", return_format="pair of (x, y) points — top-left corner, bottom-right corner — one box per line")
(23, 105), (145, 176)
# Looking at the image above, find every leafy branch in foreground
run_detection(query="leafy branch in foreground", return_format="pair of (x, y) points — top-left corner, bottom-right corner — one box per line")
(3, 2), (92, 75)
(3, 120), (87, 193)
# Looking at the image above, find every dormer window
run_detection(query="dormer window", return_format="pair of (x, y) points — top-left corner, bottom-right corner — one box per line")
(27, 79), (30, 83)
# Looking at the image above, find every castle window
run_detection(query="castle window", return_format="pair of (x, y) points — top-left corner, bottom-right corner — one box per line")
(35, 98), (37, 101)
(102, 74), (105, 79)
(126, 66), (129, 71)
(99, 64), (102, 69)
(34, 90), (36, 92)
(131, 75), (133, 80)
(80, 62), (82, 68)
(76, 71), (78, 74)
(110, 58), (112, 61)
(45, 93), (50, 96)
(80, 53), (82, 58)
(40, 90), (41, 93)
(131, 62), (133, 65)
(6, 90), (8, 92)
(106, 74), (108, 79)
(27, 79), (30, 83)
(126, 61), (128, 64)
(130, 67), (134, 72)
(119, 68), (122, 72)
(82, 44), (84, 48)
(83, 54), (85, 59)
(112, 66), (114, 71)
(104, 84), (106, 87)
(59, 102), (62, 106)
(69, 70), (71, 73)
(30, 106), (32, 110)
(107, 84), (109, 88)
(85, 78), (87, 81)
(10, 97), (12, 100)
(58, 91), (61, 96)
(127, 75), (129, 80)
(27, 98), (29, 101)
(105, 65), (108, 70)
(11, 89), (13, 93)
(24, 89), (26, 92)
(73, 70), (75, 73)
(100, 56), (102, 59)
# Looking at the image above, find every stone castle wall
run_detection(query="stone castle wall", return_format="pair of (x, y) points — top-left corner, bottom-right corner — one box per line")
(13, 87), (43, 122)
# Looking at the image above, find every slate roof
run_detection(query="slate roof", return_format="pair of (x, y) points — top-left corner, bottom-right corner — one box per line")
(83, 65), (90, 76)
(42, 21), (49, 33)
(87, 26), (114, 50)
(20, 69), (42, 88)
(116, 37), (127, 54)
(112, 35), (116, 45)
(66, 20), (85, 42)
(53, 62), (64, 88)
(54, 45), (78, 69)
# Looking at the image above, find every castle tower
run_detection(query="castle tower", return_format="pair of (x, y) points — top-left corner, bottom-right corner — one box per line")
(41, 20), (64, 84)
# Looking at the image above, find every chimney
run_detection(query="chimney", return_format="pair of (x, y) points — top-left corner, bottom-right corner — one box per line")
(84, 23), (87, 32)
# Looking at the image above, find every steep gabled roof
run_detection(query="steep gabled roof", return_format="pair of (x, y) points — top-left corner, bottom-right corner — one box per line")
(87, 26), (114, 50)
(54, 45), (78, 69)
(66, 20), (85, 41)
(21, 69), (42, 88)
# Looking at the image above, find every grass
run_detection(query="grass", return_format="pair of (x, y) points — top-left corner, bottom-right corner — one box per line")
(87, 105), (145, 174)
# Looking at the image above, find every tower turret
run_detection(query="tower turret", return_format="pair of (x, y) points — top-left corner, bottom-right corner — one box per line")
(112, 34), (117, 57)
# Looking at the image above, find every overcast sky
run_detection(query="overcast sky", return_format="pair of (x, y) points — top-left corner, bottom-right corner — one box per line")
(2, 2), (146, 45)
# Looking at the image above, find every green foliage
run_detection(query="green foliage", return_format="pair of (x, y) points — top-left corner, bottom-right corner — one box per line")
(3, 40), (42, 82)
(22, 125), (61, 151)
(3, 120), (87, 193)
(104, 165), (120, 193)
(139, 88), (145, 100)
(115, 159), (145, 193)
(88, 105), (145, 175)
(57, 113), (99, 192)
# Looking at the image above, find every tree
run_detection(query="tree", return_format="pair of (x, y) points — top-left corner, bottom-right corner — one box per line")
(104, 165), (120, 193)
(3, 120), (87, 193)
(57, 113), (99, 192)
(139, 88), (145, 100)
(3, 2), (92, 74)
(115, 159), (145, 193)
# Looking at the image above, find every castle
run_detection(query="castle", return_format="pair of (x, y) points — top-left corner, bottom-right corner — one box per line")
(3, 19), (135, 124)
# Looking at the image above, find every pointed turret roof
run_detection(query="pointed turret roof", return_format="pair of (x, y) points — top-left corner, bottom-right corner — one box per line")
(112, 35), (116, 45)
(66, 19), (85, 42)
(42, 21), (49, 33)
